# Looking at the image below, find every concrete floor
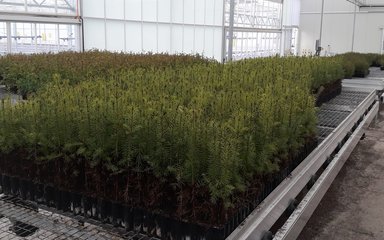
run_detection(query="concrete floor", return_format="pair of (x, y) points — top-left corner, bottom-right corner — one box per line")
(298, 107), (384, 240)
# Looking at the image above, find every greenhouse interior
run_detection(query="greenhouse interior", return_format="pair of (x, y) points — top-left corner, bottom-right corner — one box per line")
(0, 0), (384, 239)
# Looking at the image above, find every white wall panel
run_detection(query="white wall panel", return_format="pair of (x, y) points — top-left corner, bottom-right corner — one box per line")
(300, 0), (384, 54)
(158, 24), (171, 52)
(106, 21), (125, 52)
(195, 26), (205, 53)
(300, 0), (321, 13)
(195, 0), (206, 25)
(84, 19), (105, 50)
(171, 0), (184, 23)
(284, 0), (300, 26)
(183, 26), (195, 53)
(184, 0), (195, 24)
(171, 25), (183, 53)
(301, 0), (354, 13)
(143, 0), (157, 22)
(158, 0), (171, 22)
(82, 0), (104, 18)
(205, 0), (216, 25)
(214, 27), (222, 60)
(125, 0), (141, 21)
(204, 28), (214, 58)
(214, 0), (223, 26)
(323, 0), (354, 12)
(106, 0), (124, 20)
(125, 22), (142, 53)
(354, 13), (382, 53)
(82, 0), (224, 61)
(142, 23), (157, 52)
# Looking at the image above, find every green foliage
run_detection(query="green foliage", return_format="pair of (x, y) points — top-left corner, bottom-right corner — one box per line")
(0, 55), (324, 204)
(338, 52), (384, 78)
(307, 56), (344, 90)
(0, 51), (212, 97)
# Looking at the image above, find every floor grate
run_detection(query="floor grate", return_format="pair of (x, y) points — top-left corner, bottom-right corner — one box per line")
(0, 195), (159, 240)
(316, 90), (369, 142)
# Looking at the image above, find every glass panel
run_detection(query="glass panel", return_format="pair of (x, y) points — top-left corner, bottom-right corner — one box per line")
(225, 0), (282, 29)
(0, 22), (7, 55)
(59, 24), (78, 52)
(3, 22), (79, 54)
(227, 30), (281, 60)
(0, 0), (77, 16)
(11, 22), (37, 54)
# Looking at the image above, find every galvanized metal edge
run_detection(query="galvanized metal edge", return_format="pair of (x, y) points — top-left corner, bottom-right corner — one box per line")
(226, 90), (377, 240)
(273, 101), (379, 240)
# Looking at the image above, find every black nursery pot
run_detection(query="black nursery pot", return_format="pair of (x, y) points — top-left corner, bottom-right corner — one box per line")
(34, 183), (45, 204)
(1, 175), (10, 195)
(111, 202), (124, 227)
(82, 196), (97, 218)
(27, 180), (35, 201)
(123, 206), (134, 230)
(60, 190), (71, 212)
(142, 210), (156, 235)
(44, 185), (55, 207)
(71, 192), (82, 215)
(10, 176), (20, 196)
(0, 174), (3, 194)
(98, 199), (112, 223)
(19, 179), (29, 200)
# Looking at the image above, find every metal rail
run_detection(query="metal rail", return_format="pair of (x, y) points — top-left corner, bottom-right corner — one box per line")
(274, 100), (379, 240)
(226, 90), (378, 240)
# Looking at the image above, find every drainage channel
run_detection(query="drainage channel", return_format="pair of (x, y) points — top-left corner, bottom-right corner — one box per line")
(226, 89), (379, 240)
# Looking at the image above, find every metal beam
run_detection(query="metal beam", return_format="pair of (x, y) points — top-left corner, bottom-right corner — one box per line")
(0, 13), (81, 24)
(224, 26), (282, 33)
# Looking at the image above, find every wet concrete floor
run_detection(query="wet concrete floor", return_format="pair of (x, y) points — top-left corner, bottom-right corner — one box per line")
(298, 107), (384, 240)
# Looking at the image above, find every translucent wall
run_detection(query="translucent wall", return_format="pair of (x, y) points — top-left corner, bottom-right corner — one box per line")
(82, 0), (224, 61)
(300, 0), (384, 55)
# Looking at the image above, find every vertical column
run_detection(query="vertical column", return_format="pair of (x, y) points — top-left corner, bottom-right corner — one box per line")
(34, 23), (37, 53)
(351, 3), (357, 52)
(6, 22), (11, 54)
(221, 0), (226, 62)
(57, 24), (60, 52)
(380, 28), (384, 54)
(123, 0), (127, 52)
(103, 0), (107, 50)
(280, 0), (285, 56)
(141, 0), (143, 52)
(319, 0), (325, 51)
(227, 0), (235, 62)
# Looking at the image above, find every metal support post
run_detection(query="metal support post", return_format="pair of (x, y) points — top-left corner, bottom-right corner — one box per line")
(352, 2), (357, 52)
(228, 0), (235, 62)
(319, 0), (325, 50)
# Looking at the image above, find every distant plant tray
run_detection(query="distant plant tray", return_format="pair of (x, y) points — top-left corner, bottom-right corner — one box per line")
(315, 79), (342, 107)
(353, 70), (370, 78)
